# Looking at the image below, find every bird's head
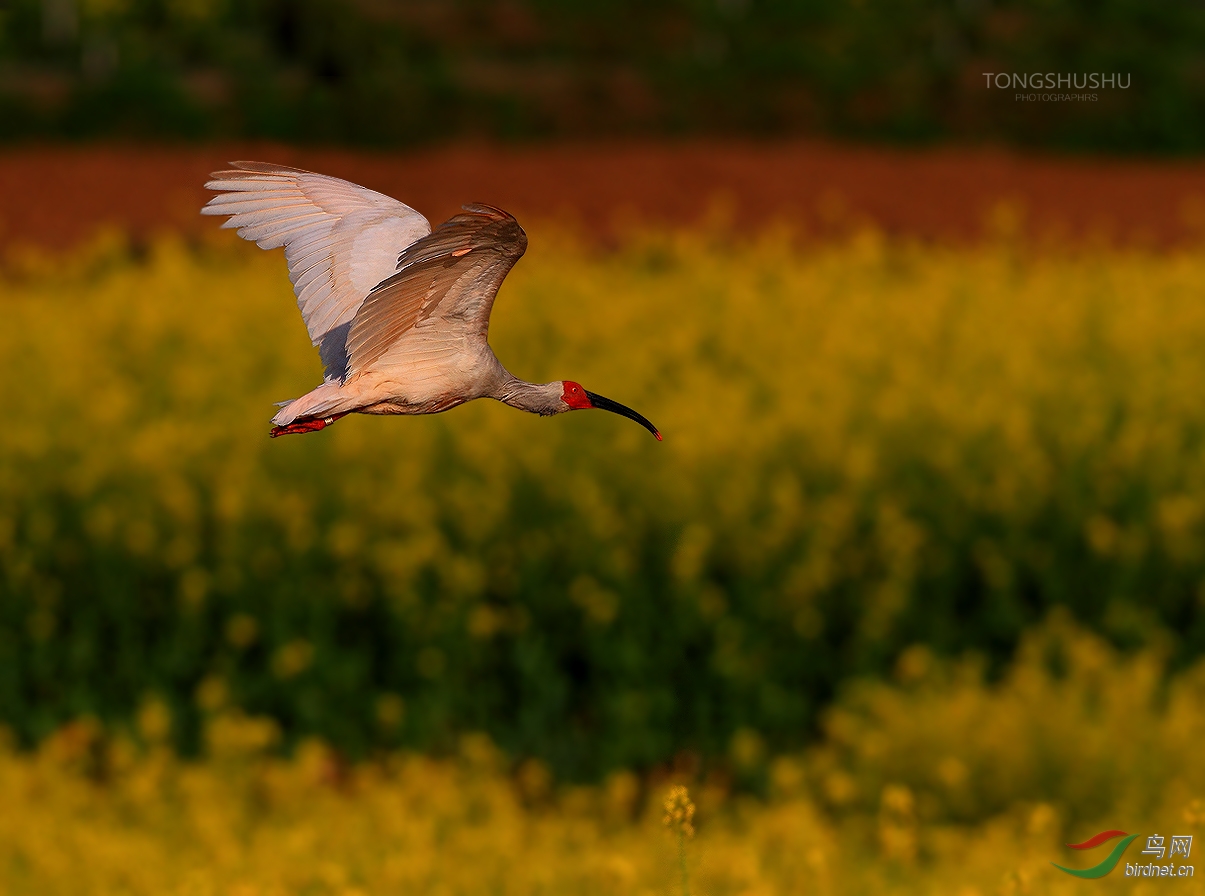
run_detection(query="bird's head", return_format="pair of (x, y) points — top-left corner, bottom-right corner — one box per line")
(560, 381), (661, 441)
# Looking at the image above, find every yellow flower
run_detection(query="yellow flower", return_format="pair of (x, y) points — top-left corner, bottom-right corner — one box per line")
(663, 785), (696, 838)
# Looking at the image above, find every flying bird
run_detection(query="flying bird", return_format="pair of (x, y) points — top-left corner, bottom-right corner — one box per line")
(201, 162), (661, 441)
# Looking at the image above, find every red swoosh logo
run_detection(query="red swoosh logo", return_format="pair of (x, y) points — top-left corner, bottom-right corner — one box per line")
(1067, 830), (1129, 850)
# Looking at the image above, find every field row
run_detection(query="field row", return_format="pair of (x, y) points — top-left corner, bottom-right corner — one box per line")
(4, 142), (1205, 253)
(3, 620), (1202, 894)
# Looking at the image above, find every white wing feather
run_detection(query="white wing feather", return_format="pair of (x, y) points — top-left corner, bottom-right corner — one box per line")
(202, 162), (431, 380)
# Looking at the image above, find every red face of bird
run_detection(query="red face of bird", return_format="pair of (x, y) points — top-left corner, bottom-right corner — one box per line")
(560, 381), (662, 441)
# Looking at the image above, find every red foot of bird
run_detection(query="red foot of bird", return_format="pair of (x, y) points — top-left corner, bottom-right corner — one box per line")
(269, 413), (347, 438)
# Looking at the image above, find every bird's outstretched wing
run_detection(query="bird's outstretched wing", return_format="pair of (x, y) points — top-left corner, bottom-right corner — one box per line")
(202, 162), (431, 381)
(345, 204), (527, 378)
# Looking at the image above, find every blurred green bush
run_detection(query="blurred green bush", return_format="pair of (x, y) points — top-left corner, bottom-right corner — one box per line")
(2, 228), (1205, 780)
(0, 0), (1202, 152)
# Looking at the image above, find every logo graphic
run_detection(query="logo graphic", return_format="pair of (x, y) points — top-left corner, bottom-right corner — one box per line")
(1052, 830), (1139, 879)
(1053, 830), (1195, 880)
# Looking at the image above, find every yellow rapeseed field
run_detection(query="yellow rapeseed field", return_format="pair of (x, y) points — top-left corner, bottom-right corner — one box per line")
(3, 224), (1205, 892)
(7, 224), (1205, 620)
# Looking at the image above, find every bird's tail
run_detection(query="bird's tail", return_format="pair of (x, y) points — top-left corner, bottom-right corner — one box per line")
(271, 382), (353, 426)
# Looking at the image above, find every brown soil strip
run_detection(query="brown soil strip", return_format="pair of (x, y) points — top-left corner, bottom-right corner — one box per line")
(3, 140), (1204, 251)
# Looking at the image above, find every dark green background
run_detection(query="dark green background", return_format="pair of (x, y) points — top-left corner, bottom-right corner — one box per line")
(1, 0), (1202, 152)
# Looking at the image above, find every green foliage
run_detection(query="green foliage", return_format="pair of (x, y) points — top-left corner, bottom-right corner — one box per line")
(0, 0), (1202, 151)
(2, 230), (1205, 780)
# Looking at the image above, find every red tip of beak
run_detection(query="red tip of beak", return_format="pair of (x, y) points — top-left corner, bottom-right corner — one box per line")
(655, 431), (663, 441)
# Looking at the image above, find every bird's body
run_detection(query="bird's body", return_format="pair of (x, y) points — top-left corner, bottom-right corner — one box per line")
(202, 162), (659, 440)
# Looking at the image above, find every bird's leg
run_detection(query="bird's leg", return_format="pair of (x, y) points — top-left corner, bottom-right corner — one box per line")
(269, 412), (348, 438)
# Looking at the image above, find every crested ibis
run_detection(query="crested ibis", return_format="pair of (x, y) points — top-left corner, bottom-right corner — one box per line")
(202, 162), (661, 441)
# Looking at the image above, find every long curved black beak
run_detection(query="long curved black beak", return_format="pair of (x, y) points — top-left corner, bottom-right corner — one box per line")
(585, 390), (662, 441)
